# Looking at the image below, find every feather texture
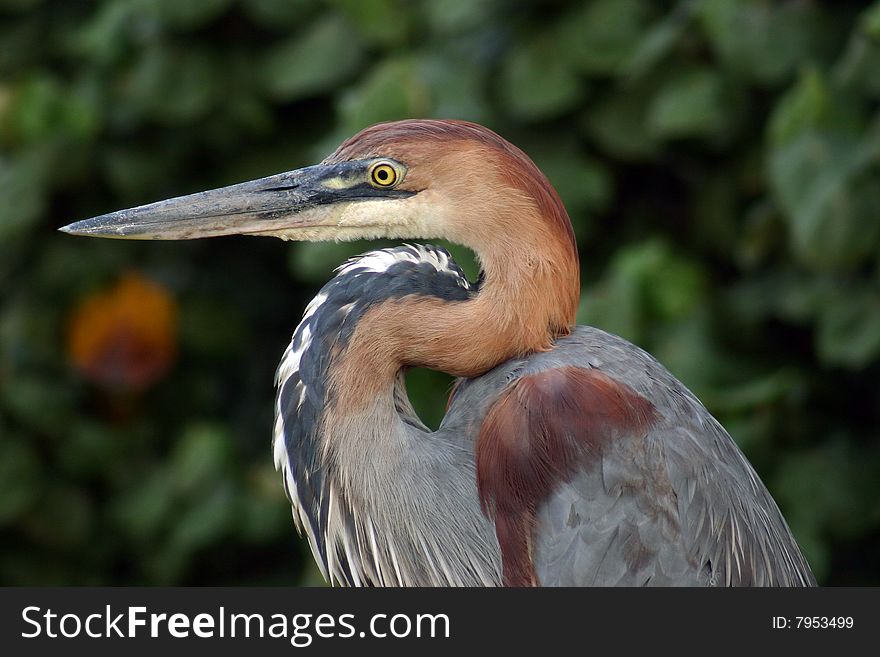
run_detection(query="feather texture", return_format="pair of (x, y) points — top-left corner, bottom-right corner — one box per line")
(274, 245), (815, 586)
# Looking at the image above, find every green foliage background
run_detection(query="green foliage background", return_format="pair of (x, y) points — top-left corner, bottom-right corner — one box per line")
(2, 0), (879, 585)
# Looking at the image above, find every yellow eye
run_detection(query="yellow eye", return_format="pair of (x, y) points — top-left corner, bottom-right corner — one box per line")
(369, 162), (398, 188)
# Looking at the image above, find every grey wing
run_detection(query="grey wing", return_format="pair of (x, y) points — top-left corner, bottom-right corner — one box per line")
(521, 327), (816, 587)
(534, 419), (815, 587)
(534, 424), (706, 586)
(460, 324), (814, 587)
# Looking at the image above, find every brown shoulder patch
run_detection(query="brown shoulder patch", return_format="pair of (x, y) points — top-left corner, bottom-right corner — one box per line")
(476, 366), (658, 586)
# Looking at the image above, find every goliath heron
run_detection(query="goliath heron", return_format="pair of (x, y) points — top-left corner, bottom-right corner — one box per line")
(62, 120), (815, 587)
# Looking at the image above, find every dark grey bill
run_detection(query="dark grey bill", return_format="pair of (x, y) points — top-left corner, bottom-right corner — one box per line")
(59, 161), (413, 240)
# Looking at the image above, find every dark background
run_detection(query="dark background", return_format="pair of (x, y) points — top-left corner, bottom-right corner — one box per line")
(1, 0), (878, 585)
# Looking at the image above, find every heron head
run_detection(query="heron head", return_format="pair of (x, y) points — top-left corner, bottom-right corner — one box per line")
(60, 120), (575, 257)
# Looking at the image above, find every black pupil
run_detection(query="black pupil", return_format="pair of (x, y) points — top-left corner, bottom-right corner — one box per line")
(377, 168), (389, 181)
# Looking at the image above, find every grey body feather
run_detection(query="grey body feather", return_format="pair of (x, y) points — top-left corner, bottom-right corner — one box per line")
(274, 245), (815, 587)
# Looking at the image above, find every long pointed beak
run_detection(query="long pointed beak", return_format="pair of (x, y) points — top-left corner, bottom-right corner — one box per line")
(60, 163), (385, 240)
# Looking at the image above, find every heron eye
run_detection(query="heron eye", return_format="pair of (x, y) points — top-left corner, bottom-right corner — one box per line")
(369, 163), (398, 188)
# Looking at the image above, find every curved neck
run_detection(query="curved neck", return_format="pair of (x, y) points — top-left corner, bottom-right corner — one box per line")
(328, 225), (579, 414)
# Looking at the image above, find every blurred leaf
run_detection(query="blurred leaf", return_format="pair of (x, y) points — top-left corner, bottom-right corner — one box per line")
(171, 422), (232, 492)
(865, 1), (880, 38)
(141, 0), (233, 30)
(622, 0), (693, 80)
(768, 68), (862, 147)
(338, 57), (430, 129)
(692, 166), (742, 259)
(768, 131), (880, 267)
(4, 75), (61, 143)
(727, 270), (841, 327)
(113, 469), (176, 541)
(768, 67), (829, 147)
(58, 420), (127, 479)
(580, 239), (707, 340)
(581, 82), (660, 160)
(330, 0), (411, 45)
(835, 2), (880, 98)
(124, 46), (220, 124)
(72, 1), (137, 64)
(260, 16), (364, 100)
(3, 374), (75, 434)
(23, 483), (94, 549)
(775, 439), (880, 542)
(817, 290), (880, 368)
(180, 298), (246, 356)
(0, 438), (41, 525)
(835, 37), (880, 99)
(556, 0), (650, 76)
(649, 312), (729, 403)
(499, 36), (583, 121)
(699, 0), (823, 84)
(722, 411), (776, 457)
(417, 51), (491, 122)
(647, 68), (727, 139)
(238, 467), (290, 541)
(166, 482), (236, 560)
(423, 0), (496, 35)
(100, 145), (178, 199)
(0, 0), (41, 10)
(241, 0), (319, 29)
(733, 200), (785, 271)
(709, 369), (801, 414)
(0, 149), (50, 241)
(648, 254), (706, 320)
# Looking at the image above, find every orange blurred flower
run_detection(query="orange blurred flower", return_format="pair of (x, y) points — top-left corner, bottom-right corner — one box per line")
(67, 273), (177, 391)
